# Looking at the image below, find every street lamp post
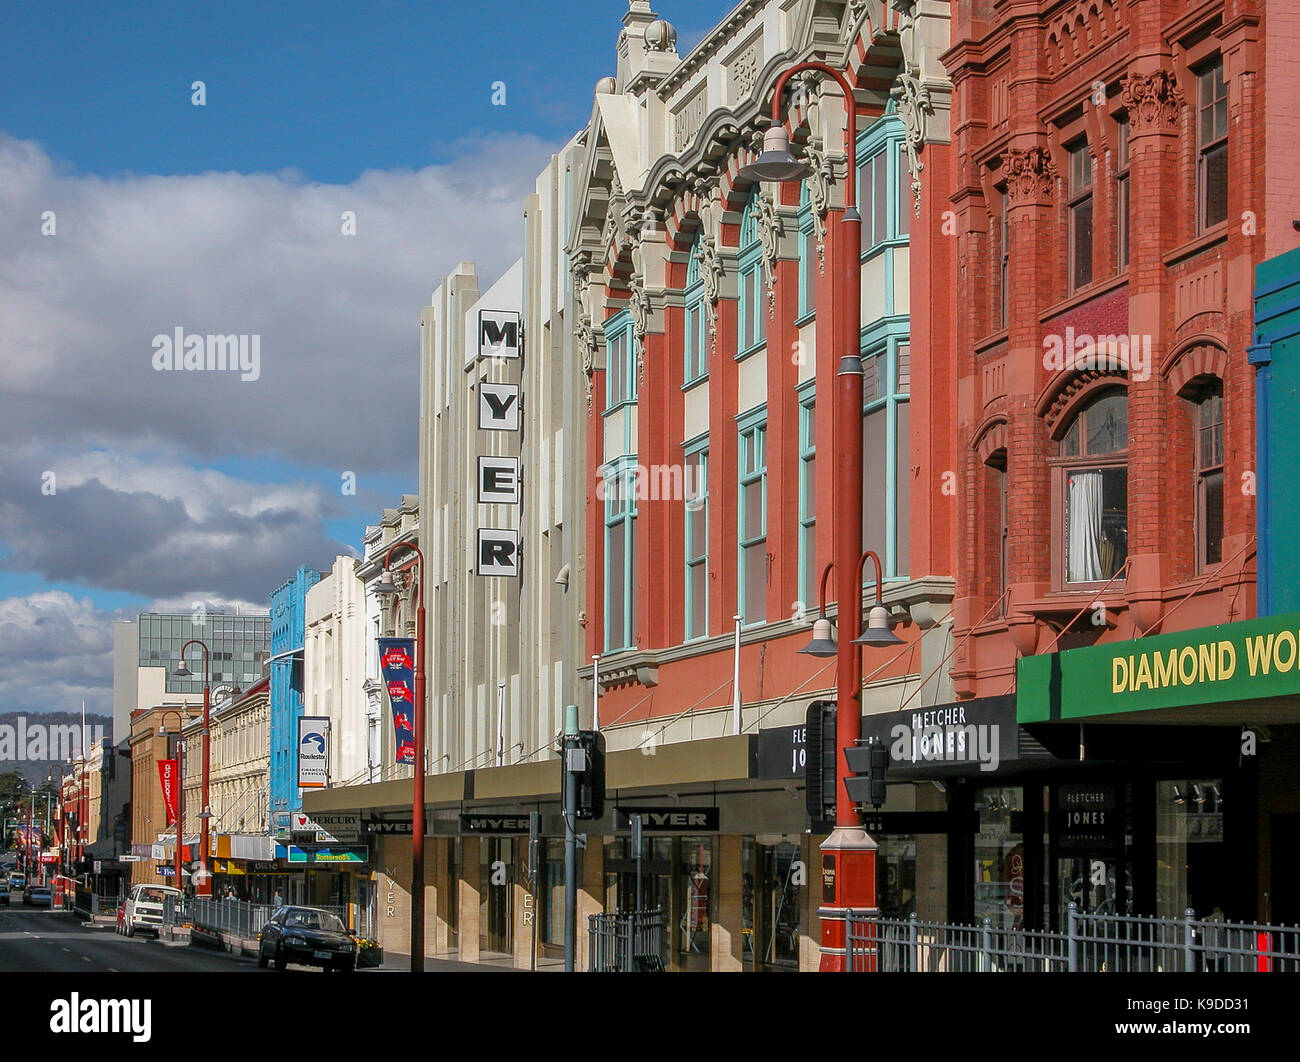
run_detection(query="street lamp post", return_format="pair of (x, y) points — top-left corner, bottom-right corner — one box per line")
(741, 62), (887, 970)
(173, 641), (213, 897)
(376, 542), (427, 973)
(47, 765), (65, 881)
(159, 710), (187, 891)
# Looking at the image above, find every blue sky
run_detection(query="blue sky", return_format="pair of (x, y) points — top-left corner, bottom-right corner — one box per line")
(0, 0), (737, 715)
(0, 0), (734, 183)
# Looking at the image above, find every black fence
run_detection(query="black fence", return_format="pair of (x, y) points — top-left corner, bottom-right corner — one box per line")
(588, 909), (665, 972)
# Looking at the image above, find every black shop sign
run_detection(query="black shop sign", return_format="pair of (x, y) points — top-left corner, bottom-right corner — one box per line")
(615, 807), (720, 832)
(1056, 784), (1121, 852)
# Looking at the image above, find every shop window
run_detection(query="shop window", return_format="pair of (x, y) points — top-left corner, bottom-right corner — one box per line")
(975, 787), (1025, 930)
(684, 232), (708, 385)
(683, 441), (709, 641)
(1197, 57), (1228, 231)
(1192, 380), (1224, 568)
(479, 837), (513, 956)
(1156, 779), (1226, 923)
(757, 839), (802, 969)
(1068, 139), (1094, 291)
(676, 836), (712, 968)
(1055, 387), (1128, 585)
(738, 411), (768, 625)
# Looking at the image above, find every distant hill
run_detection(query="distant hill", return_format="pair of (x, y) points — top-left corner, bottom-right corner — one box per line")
(0, 712), (114, 787)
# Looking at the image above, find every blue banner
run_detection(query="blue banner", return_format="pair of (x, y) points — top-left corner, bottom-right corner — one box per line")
(377, 638), (416, 765)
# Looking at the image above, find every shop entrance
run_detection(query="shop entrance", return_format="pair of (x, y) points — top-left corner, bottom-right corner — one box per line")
(757, 841), (802, 969)
(479, 838), (513, 956)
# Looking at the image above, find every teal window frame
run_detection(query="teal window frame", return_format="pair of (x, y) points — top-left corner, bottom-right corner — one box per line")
(603, 456), (638, 652)
(683, 435), (709, 641)
(797, 184), (816, 323)
(684, 234), (708, 386)
(861, 333), (911, 581)
(604, 310), (637, 411)
(737, 406), (768, 627)
(857, 110), (911, 260)
(737, 190), (768, 358)
(796, 382), (817, 611)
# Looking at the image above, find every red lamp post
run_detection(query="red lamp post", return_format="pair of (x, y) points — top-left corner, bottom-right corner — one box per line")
(742, 62), (895, 970)
(174, 641), (213, 897)
(159, 710), (187, 890)
(377, 541), (427, 973)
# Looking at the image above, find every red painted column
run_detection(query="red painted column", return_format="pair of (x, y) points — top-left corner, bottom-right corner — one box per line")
(765, 219), (803, 626)
(707, 291), (741, 637)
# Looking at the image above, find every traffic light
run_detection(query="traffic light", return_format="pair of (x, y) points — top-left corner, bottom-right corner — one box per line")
(573, 730), (605, 820)
(843, 740), (889, 808)
(804, 699), (836, 827)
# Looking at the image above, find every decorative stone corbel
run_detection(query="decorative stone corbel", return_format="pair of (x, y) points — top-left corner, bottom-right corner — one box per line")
(1000, 146), (1059, 205)
(753, 189), (782, 320)
(1120, 69), (1185, 135)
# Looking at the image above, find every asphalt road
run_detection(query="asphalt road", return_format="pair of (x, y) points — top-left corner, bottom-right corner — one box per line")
(1, 904), (261, 973)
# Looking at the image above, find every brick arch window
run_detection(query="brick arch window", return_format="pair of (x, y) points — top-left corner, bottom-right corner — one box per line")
(1051, 386), (1129, 585)
(1187, 377), (1224, 568)
(975, 419), (1010, 613)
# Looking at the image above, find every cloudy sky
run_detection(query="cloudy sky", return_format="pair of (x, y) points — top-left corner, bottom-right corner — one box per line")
(0, 0), (735, 719)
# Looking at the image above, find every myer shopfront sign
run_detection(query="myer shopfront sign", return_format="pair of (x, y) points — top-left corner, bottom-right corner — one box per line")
(1018, 611), (1300, 722)
(475, 309), (522, 579)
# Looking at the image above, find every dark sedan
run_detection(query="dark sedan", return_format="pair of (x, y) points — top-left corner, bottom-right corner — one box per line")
(257, 906), (356, 972)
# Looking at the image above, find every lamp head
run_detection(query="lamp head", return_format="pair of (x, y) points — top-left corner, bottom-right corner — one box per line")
(852, 602), (904, 647)
(172, 660), (193, 680)
(375, 568), (400, 596)
(797, 616), (838, 657)
(739, 124), (813, 183)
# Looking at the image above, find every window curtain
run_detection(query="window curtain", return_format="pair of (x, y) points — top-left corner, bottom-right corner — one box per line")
(1067, 471), (1103, 582)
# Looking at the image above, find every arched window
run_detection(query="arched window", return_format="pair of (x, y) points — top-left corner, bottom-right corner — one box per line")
(1054, 387), (1128, 585)
(684, 231), (707, 384)
(738, 189), (768, 355)
(1191, 379), (1224, 567)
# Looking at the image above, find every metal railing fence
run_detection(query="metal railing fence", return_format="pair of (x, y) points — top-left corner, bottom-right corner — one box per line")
(846, 905), (1300, 972)
(188, 898), (351, 940)
(588, 908), (665, 972)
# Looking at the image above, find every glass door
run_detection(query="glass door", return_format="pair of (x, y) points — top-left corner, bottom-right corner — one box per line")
(479, 838), (513, 956)
(759, 841), (802, 969)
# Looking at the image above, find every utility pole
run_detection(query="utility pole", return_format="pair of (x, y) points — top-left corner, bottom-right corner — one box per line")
(563, 702), (579, 972)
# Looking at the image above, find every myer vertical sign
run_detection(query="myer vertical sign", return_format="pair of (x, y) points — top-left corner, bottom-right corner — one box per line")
(476, 309), (522, 578)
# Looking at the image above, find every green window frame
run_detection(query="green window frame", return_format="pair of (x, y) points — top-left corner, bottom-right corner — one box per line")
(737, 408), (768, 627)
(684, 234), (708, 385)
(861, 336), (911, 581)
(737, 190), (768, 357)
(605, 310), (636, 410)
(857, 111), (910, 258)
(603, 457), (638, 652)
(797, 184), (816, 322)
(797, 384), (817, 611)
(684, 436), (709, 641)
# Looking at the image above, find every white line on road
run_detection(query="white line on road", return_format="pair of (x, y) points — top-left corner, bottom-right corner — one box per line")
(81, 956), (92, 963)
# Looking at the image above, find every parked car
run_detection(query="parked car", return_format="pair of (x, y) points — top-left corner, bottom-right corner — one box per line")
(120, 884), (181, 937)
(8, 873), (26, 891)
(257, 906), (356, 972)
(0, 880), (9, 906)
(25, 886), (52, 908)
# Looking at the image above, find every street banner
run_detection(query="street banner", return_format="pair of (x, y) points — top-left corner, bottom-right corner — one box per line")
(297, 716), (329, 789)
(157, 758), (179, 824)
(378, 637), (417, 765)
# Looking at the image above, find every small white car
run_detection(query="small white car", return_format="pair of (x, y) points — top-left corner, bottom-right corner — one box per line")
(120, 883), (181, 937)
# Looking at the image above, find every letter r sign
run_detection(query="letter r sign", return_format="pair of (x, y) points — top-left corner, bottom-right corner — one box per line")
(476, 528), (520, 577)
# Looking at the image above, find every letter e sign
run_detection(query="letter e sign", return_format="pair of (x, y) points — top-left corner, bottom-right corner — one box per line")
(478, 456), (521, 504)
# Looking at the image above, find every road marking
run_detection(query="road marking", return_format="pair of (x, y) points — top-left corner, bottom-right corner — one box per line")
(81, 956), (92, 963)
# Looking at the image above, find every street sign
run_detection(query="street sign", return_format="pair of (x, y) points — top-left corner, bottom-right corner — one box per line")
(119, 855), (143, 863)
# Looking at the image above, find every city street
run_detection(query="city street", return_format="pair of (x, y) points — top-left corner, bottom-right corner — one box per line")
(0, 905), (258, 973)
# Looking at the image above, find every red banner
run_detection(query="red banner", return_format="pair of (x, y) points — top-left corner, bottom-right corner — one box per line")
(157, 759), (179, 825)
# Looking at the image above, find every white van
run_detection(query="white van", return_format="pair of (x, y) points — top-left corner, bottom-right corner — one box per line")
(120, 884), (181, 937)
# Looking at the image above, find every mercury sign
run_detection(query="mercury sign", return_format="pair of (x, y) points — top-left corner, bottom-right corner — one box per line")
(297, 716), (329, 789)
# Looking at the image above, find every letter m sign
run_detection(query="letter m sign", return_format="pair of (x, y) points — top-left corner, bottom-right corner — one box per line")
(479, 310), (520, 360)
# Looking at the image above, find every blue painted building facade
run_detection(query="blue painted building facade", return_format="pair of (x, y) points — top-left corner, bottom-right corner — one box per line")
(1250, 246), (1300, 616)
(269, 565), (320, 816)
